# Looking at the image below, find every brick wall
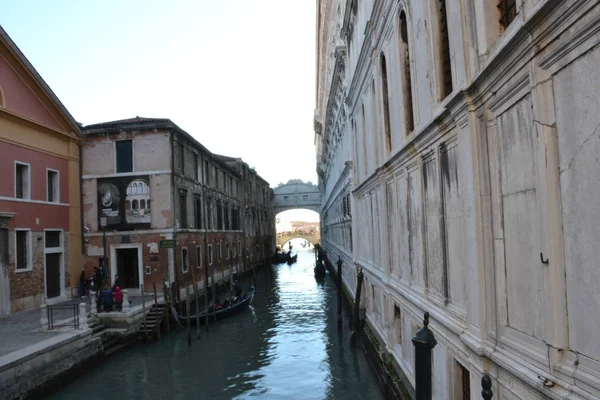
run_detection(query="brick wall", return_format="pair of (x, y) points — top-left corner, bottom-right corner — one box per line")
(9, 230), (71, 312)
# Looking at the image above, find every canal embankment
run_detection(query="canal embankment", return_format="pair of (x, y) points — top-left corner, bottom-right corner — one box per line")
(323, 254), (412, 400)
(0, 262), (266, 400)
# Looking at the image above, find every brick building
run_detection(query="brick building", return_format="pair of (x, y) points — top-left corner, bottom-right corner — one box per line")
(0, 26), (83, 315)
(81, 117), (273, 295)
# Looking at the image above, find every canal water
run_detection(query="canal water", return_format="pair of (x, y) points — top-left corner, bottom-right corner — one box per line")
(47, 239), (385, 400)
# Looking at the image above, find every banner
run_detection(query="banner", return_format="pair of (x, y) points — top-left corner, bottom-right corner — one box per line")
(97, 176), (151, 229)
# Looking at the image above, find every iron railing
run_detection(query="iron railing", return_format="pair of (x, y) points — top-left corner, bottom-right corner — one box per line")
(47, 304), (80, 330)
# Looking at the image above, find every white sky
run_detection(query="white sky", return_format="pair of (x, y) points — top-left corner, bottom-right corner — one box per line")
(1, 1), (319, 221)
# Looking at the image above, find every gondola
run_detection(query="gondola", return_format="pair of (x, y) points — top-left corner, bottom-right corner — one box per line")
(177, 283), (255, 325)
(272, 250), (297, 265)
(314, 261), (326, 279)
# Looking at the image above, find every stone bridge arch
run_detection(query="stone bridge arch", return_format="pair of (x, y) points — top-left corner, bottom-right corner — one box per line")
(276, 232), (320, 247)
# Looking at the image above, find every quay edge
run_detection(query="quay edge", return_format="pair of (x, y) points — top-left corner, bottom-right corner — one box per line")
(324, 256), (412, 400)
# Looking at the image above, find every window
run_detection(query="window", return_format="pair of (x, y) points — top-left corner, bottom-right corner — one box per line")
(433, 0), (453, 100)
(206, 198), (213, 230)
(194, 154), (199, 181)
(499, 0), (517, 30)
(342, 196), (347, 216)
(15, 162), (30, 199)
(15, 229), (31, 271)
(224, 205), (229, 230)
(196, 246), (202, 269)
(216, 202), (223, 230)
(455, 361), (471, 400)
(226, 243), (230, 259)
(45, 230), (61, 248)
(217, 243), (222, 262)
(347, 194), (351, 216)
(194, 196), (202, 229)
(238, 241), (241, 256)
(47, 169), (59, 203)
(179, 189), (187, 228)
(233, 242), (237, 258)
(115, 140), (133, 173)
(204, 160), (210, 185)
(394, 305), (402, 347)
(181, 247), (189, 273)
(381, 54), (392, 151)
(398, 11), (415, 133)
(208, 244), (213, 265)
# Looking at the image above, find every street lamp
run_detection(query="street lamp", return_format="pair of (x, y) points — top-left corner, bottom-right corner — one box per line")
(100, 216), (108, 281)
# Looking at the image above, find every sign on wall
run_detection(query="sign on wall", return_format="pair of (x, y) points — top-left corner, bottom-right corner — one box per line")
(97, 176), (152, 229)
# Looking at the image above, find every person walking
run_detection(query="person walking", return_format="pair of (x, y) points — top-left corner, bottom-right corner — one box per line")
(79, 270), (87, 298)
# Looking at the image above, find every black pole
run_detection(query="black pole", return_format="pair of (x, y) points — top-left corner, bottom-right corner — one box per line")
(412, 312), (437, 400)
(350, 267), (364, 347)
(337, 256), (343, 332)
(482, 373), (493, 400)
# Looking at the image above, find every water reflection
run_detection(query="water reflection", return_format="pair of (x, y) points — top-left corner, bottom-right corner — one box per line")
(47, 239), (384, 400)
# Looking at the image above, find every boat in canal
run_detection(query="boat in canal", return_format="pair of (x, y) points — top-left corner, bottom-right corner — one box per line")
(177, 283), (255, 325)
(314, 261), (326, 280)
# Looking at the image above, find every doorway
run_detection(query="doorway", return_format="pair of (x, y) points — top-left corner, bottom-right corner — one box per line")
(45, 253), (61, 299)
(0, 228), (9, 316)
(116, 248), (140, 289)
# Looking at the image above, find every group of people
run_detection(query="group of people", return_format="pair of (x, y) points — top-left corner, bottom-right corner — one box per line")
(78, 268), (124, 312)
(208, 280), (243, 313)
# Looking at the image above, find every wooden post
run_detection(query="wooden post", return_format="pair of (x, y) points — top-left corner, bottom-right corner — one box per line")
(186, 284), (191, 347)
(211, 263), (217, 322)
(153, 282), (160, 339)
(337, 257), (343, 332)
(141, 284), (147, 342)
(163, 283), (170, 333)
(350, 268), (364, 347)
(189, 265), (201, 338)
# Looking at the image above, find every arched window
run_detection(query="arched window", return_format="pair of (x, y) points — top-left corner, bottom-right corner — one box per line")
(433, 0), (453, 100)
(380, 54), (392, 152)
(132, 200), (138, 209)
(126, 200), (131, 209)
(140, 199), (146, 209)
(398, 11), (415, 134)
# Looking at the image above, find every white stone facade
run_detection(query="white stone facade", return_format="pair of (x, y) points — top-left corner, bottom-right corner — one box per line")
(315, 0), (600, 398)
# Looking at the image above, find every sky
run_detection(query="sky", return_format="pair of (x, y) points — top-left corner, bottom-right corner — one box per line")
(0, 0), (319, 198)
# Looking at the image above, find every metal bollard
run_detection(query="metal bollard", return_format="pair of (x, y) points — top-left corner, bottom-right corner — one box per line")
(412, 312), (437, 400)
(90, 291), (98, 316)
(79, 302), (88, 330)
(122, 289), (130, 313)
(40, 304), (48, 330)
(482, 373), (493, 400)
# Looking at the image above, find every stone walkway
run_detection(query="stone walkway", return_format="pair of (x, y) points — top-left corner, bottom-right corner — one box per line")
(0, 292), (156, 359)
(0, 298), (91, 358)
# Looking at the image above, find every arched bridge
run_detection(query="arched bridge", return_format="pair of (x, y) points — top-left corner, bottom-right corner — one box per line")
(273, 179), (321, 214)
(277, 231), (321, 247)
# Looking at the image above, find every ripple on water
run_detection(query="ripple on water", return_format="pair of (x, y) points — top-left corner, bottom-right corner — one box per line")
(46, 247), (385, 400)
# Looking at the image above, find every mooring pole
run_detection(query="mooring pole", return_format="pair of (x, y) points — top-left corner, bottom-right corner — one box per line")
(185, 284), (191, 347)
(350, 267), (364, 347)
(412, 312), (437, 400)
(337, 256), (343, 332)
(482, 373), (493, 400)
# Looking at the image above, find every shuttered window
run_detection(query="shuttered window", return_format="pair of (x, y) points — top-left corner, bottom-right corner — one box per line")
(115, 140), (133, 173)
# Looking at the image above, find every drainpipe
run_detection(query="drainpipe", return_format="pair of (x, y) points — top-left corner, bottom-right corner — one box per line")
(170, 131), (180, 306)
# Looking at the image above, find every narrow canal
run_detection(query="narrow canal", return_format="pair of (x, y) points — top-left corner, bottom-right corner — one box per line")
(47, 239), (385, 400)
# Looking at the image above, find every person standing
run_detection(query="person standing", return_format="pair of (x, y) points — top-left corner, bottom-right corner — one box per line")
(79, 270), (87, 298)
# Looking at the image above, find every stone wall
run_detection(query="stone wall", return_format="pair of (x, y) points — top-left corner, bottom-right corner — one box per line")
(316, 0), (600, 398)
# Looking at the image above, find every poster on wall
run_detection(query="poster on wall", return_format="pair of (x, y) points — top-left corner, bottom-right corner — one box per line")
(97, 176), (151, 229)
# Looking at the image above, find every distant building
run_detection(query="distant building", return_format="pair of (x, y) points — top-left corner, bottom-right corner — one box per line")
(316, 0), (600, 398)
(81, 117), (273, 296)
(0, 26), (83, 315)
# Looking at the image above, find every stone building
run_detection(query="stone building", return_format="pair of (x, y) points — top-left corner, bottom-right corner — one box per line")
(315, 0), (600, 398)
(82, 117), (273, 296)
(0, 26), (83, 315)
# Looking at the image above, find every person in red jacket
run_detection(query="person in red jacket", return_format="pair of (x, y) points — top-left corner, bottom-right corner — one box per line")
(113, 286), (124, 311)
